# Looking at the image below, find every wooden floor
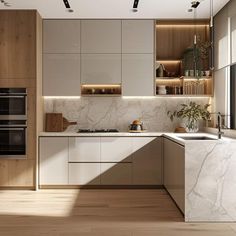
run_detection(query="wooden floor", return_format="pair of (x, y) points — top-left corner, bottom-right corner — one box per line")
(0, 189), (235, 236)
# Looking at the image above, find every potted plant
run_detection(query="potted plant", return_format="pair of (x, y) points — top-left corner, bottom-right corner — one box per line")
(167, 101), (210, 132)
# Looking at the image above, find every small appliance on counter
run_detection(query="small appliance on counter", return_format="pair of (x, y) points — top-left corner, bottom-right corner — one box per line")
(129, 119), (146, 132)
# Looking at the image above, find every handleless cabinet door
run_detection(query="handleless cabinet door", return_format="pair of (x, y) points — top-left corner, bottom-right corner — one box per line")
(101, 163), (132, 185)
(100, 137), (133, 162)
(69, 163), (100, 185)
(164, 138), (185, 213)
(81, 20), (121, 53)
(122, 20), (154, 53)
(69, 137), (100, 162)
(39, 137), (69, 185)
(231, 15), (236, 64)
(43, 20), (80, 53)
(43, 54), (80, 96)
(81, 54), (121, 84)
(214, 6), (229, 69)
(132, 137), (163, 185)
(122, 54), (154, 96)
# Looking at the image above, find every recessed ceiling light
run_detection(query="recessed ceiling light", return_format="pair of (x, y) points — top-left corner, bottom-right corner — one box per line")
(132, 0), (139, 12)
(63, 0), (74, 13)
(0, 0), (11, 7)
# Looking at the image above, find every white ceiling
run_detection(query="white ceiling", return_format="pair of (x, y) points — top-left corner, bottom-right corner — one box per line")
(0, 0), (230, 19)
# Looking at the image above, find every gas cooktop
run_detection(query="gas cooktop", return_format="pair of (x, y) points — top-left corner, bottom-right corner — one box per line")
(77, 129), (119, 133)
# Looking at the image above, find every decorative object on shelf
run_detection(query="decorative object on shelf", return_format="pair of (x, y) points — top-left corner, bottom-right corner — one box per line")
(81, 84), (121, 96)
(167, 101), (210, 133)
(157, 85), (167, 95)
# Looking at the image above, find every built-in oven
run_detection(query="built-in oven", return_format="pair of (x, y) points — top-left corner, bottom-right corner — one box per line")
(0, 120), (27, 158)
(0, 88), (27, 120)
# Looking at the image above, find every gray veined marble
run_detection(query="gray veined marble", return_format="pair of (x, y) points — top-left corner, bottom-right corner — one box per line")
(185, 140), (236, 222)
(44, 97), (209, 132)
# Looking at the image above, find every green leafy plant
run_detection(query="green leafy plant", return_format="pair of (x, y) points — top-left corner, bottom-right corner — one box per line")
(167, 101), (211, 132)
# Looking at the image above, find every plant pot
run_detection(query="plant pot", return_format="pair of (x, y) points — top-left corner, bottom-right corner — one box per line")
(185, 119), (199, 133)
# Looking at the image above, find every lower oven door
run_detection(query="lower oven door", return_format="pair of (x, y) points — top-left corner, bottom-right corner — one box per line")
(0, 127), (27, 158)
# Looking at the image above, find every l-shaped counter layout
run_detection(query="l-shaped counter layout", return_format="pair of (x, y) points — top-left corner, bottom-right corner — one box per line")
(39, 131), (236, 222)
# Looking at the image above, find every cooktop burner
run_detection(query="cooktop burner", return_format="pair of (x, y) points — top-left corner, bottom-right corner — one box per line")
(78, 129), (119, 133)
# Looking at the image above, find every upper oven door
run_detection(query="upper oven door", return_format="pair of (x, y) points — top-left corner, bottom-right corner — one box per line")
(0, 88), (27, 120)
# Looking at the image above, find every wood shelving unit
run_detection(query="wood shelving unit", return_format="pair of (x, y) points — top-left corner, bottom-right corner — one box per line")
(81, 84), (121, 96)
(155, 20), (213, 97)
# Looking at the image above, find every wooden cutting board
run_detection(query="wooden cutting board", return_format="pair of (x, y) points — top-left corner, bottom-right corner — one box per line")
(45, 113), (63, 132)
(45, 113), (77, 132)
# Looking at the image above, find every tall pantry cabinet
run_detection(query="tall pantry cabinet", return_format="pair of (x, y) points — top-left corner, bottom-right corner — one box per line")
(0, 10), (43, 189)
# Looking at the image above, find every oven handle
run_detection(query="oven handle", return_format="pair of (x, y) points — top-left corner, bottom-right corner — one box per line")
(0, 95), (26, 98)
(0, 127), (26, 131)
(0, 125), (27, 128)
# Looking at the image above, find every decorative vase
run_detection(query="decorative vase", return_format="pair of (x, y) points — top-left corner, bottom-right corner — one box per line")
(185, 119), (199, 133)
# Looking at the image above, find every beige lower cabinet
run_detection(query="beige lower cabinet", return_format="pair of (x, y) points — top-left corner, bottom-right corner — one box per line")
(68, 163), (100, 185)
(163, 138), (185, 213)
(39, 136), (163, 187)
(133, 137), (163, 185)
(69, 137), (100, 162)
(39, 137), (69, 185)
(101, 163), (132, 185)
(100, 137), (133, 162)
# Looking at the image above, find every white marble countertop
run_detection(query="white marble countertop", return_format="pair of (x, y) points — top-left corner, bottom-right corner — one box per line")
(39, 130), (234, 145)
(39, 131), (164, 137)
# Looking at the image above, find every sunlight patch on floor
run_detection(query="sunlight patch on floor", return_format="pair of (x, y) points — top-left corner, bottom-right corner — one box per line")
(0, 189), (80, 217)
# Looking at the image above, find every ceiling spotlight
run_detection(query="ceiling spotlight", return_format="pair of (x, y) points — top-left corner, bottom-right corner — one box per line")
(63, 0), (74, 13)
(0, 0), (11, 7)
(191, 1), (200, 8)
(132, 0), (139, 12)
(63, 0), (70, 8)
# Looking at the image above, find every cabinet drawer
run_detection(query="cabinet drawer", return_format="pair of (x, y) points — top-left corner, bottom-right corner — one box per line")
(101, 163), (132, 185)
(69, 163), (100, 185)
(69, 137), (100, 162)
(100, 137), (133, 162)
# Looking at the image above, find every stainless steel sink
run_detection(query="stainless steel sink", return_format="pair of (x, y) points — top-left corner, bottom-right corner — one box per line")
(177, 136), (217, 140)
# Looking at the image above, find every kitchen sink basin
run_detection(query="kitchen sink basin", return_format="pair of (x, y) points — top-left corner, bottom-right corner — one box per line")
(177, 136), (217, 140)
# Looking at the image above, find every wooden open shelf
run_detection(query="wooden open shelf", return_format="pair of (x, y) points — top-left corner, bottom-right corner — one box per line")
(81, 84), (121, 96)
(156, 77), (213, 96)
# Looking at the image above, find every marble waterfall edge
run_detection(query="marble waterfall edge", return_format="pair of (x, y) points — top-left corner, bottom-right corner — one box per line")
(44, 97), (210, 132)
(185, 140), (236, 222)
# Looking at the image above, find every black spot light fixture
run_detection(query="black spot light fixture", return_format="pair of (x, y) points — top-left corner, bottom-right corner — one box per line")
(63, 0), (74, 12)
(132, 0), (139, 12)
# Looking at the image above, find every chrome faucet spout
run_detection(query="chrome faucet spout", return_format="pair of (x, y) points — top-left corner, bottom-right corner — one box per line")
(217, 112), (224, 139)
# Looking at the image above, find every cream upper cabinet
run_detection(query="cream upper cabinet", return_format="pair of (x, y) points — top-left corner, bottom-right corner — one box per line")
(164, 138), (185, 213)
(132, 137), (162, 185)
(81, 20), (121, 53)
(39, 137), (69, 185)
(69, 137), (100, 162)
(43, 20), (80, 53)
(43, 54), (80, 96)
(122, 20), (154, 53)
(81, 54), (121, 84)
(231, 14), (236, 64)
(214, 6), (229, 69)
(122, 54), (154, 96)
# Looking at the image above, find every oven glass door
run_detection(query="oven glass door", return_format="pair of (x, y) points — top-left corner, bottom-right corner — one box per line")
(0, 96), (26, 116)
(0, 128), (26, 157)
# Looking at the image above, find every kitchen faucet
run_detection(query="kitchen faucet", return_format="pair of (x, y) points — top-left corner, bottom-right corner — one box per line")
(217, 112), (224, 139)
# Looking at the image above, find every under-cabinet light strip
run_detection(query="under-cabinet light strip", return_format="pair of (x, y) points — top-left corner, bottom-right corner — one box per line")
(44, 96), (81, 99)
(156, 24), (209, 28)
(81, 84), (121, 88)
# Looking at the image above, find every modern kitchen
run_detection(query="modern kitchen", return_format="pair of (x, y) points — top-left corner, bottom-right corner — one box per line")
(1, 0), (236, 235)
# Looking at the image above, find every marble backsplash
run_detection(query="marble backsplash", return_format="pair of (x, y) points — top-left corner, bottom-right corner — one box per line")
(44, 97), (210, 132)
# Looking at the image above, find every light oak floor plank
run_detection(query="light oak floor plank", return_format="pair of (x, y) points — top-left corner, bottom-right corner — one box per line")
(0, 189), (235, 236)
